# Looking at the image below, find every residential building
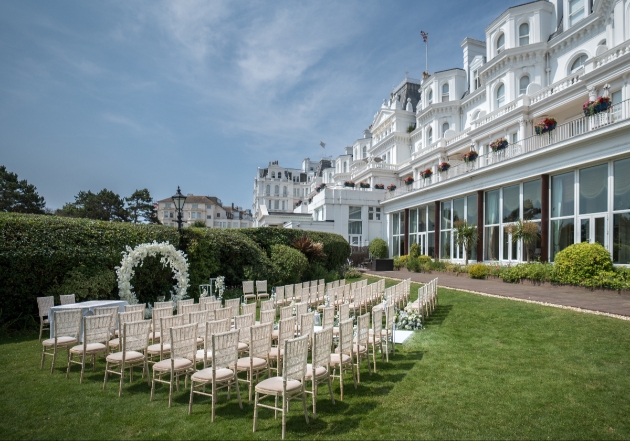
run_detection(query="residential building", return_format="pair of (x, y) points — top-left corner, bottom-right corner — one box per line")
(157, 195), (253, 229)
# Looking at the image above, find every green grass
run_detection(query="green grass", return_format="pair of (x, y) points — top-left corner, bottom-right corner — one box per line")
(2, 277), (630, 439)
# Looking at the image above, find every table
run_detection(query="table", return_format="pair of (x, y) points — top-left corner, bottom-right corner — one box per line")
(49, 300), (128, 340)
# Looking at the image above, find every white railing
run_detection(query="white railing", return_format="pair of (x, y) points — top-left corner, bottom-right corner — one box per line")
(592, 40), (630, 70)
(530, 68), (583, 105)
(384, 99), (630, 200)
(445, 128), (471, 146)
(473, 98), (522, 128)
(350, 162), (397, 179)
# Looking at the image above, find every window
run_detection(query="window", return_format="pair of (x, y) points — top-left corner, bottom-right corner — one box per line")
(519, 23), (530, 46)
(391, 212), (405, 257)
(427, 127), (433, 145)
(614, 158), (630, 263)
(233, 222), (238, 227)
(163, 211), (168, 218)
(427, 89), (433, 105)
(485, 189), (500, 260)
(192, 204), (198, 209)
(571, 54), (588, 73)
(283, 186), (287, 196)
(363, 146), (367, 158)
(519, 75), (530, 95)
(169, 212), (173, 218)
(274, 200), (279, 210)
(442, 83), (449, 102)
(442, 122), (449, 137)
(165, 203), (171, 209)
(348, 206), (362, 235)
(612, 90), (622, 121)
(569, 0), (585, 27)
(216, 212), (221, 218)
(579, 164), (608, 214)
(265, 185), (270, 195)
(368, 207), (381, 221)
(496, 33), (505, 54)
(496, 83), (505, 108)
(274, 185), (279, 196)
(473, 70), (481, 90)
(551, 172), (575, 260)
(343, 162), (347, 173)
(206, 215), (211, 219)
(512, 132), (519, 144)
(271, 172), (275, 178)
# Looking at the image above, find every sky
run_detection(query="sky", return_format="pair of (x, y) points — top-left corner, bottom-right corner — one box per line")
(0, 0), (528, 211)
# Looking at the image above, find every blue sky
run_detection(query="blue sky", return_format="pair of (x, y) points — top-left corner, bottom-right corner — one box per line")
(0, 0), (527, 211)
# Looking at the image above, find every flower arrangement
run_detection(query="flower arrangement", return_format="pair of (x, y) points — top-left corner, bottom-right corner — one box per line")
(359, 181), (370, 189)
(387, 184), (397, 191)
(490, 137), (508, 152)
(583, 96), (611, 116)
(395, 303), (423, 330)
(403, 176), (414, 185)
(420, 168), (433, 179)
(344, 180), (355, 188)
(438, 162), (451, 172)
(374, 183), (385, 189)
(215, 275), (225, 300)
(116, 241), (189, 305)
(534, 117), (557, 135)
(295, 200), (302, 207)
(315, 183), (326, 192)
(308, 197), (312, 203)
(463, 151), (478, 163)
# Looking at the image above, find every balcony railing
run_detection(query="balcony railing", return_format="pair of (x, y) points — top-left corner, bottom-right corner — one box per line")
(384, 99), (629, 200)
(350, 162), (397, 178)
(530, 68), (583, 105)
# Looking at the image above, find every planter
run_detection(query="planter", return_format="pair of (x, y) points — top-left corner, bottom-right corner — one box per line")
(372, 259), (394, 271)
(344, 183), (355, 188)
(374, 184), (385, 190)
(535, 123), (556, 135)
(438, 163), (450, 172)
(387, 185), (397, 192)
(404, 179), (414, 186)
(463, 152), (478, 163)
(490, 140), (508, 152)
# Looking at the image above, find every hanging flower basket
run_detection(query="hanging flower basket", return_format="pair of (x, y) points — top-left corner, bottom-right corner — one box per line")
(534, 117), (557, 135)
(387, 184), (397, 192)
(359, 182), (370, 189)
(463, 151), (478, 163)
(490, 137), (508, 152)
(420, 168), (433, 179)
(344, 181), (355, 188)
(438, 162), (451, 172)
(403, 176), (414, 186)
(583, 97), (611, 116)
(374, 183), (385, 189)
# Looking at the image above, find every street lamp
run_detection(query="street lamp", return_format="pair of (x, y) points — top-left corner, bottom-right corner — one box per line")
(171, 186), (187, 232)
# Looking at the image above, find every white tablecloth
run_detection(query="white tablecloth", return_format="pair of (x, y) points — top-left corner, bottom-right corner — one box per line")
(49, 300), (128, 340)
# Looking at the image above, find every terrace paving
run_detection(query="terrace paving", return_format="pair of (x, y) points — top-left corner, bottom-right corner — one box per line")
(364, 269), (630, 318)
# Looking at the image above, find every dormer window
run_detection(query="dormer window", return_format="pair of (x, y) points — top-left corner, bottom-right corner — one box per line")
(442, 83), (449, 102)
(519, 75), (530, 95)
(427, 89), (433, 105)
(519, 23), (529, 46)
(496, 33), (505, 54)
(496, 83), (505, 108)
(473, 70), (481, 90)
(569, 0), (585, 27)
(570, 54), (588, 73)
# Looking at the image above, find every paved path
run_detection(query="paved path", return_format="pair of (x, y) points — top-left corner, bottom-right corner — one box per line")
(364, 269), (630, 318)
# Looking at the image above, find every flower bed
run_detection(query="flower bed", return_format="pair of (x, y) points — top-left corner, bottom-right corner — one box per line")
(534, 117), (557, 135)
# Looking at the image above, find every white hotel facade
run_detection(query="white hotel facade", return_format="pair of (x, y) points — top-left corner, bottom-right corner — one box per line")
(254, 0), (630, 265)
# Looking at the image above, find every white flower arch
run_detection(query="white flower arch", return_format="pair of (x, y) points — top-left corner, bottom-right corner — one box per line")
(116, 241), (189, 305)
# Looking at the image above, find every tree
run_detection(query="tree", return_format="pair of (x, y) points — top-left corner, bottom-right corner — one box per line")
(59, 189), (127, 222)
(191, 220), (207, 228)
(454, 220), (478, 266)
(505, 219), (539, 263)
(0, 165), (46, 214)
(125, 188), (158, 224)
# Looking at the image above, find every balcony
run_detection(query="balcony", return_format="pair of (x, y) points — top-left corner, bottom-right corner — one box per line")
(350, 162), (397, 179)
(384, 99), (629, 200)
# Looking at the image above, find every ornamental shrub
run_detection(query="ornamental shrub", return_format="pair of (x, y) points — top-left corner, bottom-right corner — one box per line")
(406, 256), (421, 272)
(394, 255), (408, 270)
(553, 242), (613, 287)
(269, 245), (308, 285)
(409, 243), (420, 258)
(469, 263), (489, 279)
(418, 255), (432, 264)
(369, 238), (388, 259)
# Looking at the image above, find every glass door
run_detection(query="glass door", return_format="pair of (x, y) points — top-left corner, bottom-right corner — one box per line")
(579, 215), (607, 249)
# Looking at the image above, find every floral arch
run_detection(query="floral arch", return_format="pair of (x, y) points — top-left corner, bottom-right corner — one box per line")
(116, 241), (189, 305)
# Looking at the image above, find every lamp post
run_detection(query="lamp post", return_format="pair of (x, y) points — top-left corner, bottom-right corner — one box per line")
(171, 186), (187, 232)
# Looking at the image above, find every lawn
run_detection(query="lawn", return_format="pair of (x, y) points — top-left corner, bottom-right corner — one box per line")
(1, 277), (630, 440)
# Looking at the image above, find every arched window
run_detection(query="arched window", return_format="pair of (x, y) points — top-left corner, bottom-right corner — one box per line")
(442, 83), (449, 102)
(496, 83), (505, 108)
(519, 75), (530, 95)
(427, 127), (433, 145)
(496, 33), (505, 54)
(363, 146), (367, 158)
(442, 122), (450, 137)
(571, 54), (588, 73)
(274, 185), (279, 196)
(427, 89), (433, 105)
(265, 185), (270, 195)
(519, 23), (529, 46)
(283, 186), (287, 196)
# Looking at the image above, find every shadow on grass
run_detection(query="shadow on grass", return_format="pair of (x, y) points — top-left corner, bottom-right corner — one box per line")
(423, 304), (453, 326)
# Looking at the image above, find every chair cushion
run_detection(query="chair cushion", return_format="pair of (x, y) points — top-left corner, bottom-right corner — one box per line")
(305, 364), (327, 380)
(147, 343), (170, 354)
(151, 331), (161, 340)
(191, 367), (234, 382)
(369, 329), (389, 337)
(268, 347), (284, 359)
(255, 377), (302, 394)
(108, 338), (120, 348)
(70, 343), (107, 354)
(243, 294), (256, 299)
(329, 353), (351, 366)
(236, 356), (267, 371)
(238, 342), (248, 351)
(153, 357), (193, 372)
(42, 336), (77, 347)
(353, 344), (367, 354)
(271, 330), (279, 339)
(106, 351), (145, 363)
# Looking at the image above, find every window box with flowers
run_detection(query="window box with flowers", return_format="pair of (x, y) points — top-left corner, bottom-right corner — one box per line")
(420, 168), (433, 179)
(295, 200), (302, 207)
(438, 162), (451, 172)
(534, 117), (557, 135)
(403, 176), (414, 186)
(490, 137), (508, 152)
(387, 184), (397, 192)
(374, 183), (385, 190)
(315, 183), (326, 192)
(463, 151), (478, 163)
(359, 181), (370, 189)
(583, 96), (611, 116)
(344, 181), (355, 188)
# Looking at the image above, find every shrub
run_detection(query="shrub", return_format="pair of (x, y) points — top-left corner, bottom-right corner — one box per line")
(394, 255), (408, 270)
(344, 267), (362, 279)
(46, 265), (116, 303)
(469, 263), (489, 279)
(369, 238), (388, 259)
(553, 242), (614, 287)
(409, 243), (420, 258)
(269, 245), (308, 286)
(406, 256), (421, 272)
(418, 255), (432, 264)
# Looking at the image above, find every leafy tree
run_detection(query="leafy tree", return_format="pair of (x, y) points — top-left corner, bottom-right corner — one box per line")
(191, 220), (207, 228)
(59, 189), (128, 222)
(454, 220), (478, 266)
(125, 188), (158, 224)
(505, 219), (540, 263)
(0, 165), (46, 214)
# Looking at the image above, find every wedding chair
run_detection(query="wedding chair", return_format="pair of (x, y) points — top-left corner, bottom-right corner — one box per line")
(269, 317), (296, 375)
(149, 307), (173, 343)
(214, 307), (233, 322)
(333, 303), (350, 338)
(305, 327), (335, 419)
(124, 303), (146, 313)
(259, 309), (275, 325)
(234, 322), (272, 403)
(195, 318), (231, 363)
(59, 294), (75, 305)
(225, 298), (240, 319)
(321, 306), (335, 330)
(67, 314), (113, 383)
(368, 307), (384, 372)
(177, 299), (194, 314)
(241, 302), (256, 318)
(37, 296), (54, 342)
(256, 280), (270, 303)
(94, 306), (119, 339)
(180, 303), (201, 323)
(109, 310), (143, 351)
(147, 315), (183, 365)
(384, 303), (395, 361)
(235, 313), (255, 354)
(41, 309), (81, 373)
(154, 301), (173, 310)
(353, 313), (370, 383)
(330, 318), (356, 400)
(242, 281), (256, 304)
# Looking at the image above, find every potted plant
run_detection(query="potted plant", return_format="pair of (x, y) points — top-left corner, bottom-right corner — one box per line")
(315, 183), (326, 192)
(374, 183), (385, 189)
(403, 176), (414, 186)
(420, 168), (433, 179)
(406, 123), (416, 133)
(438, 162), (451, 172)
(534, 117), (557, 135)
(344, 181), (355, 188)
(387, 184), (397, 192)
(463, 151), (478, 163)
(359, 181), (370, 189)
(490, 137), (508, 152)
(583, 96), (611, 116)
